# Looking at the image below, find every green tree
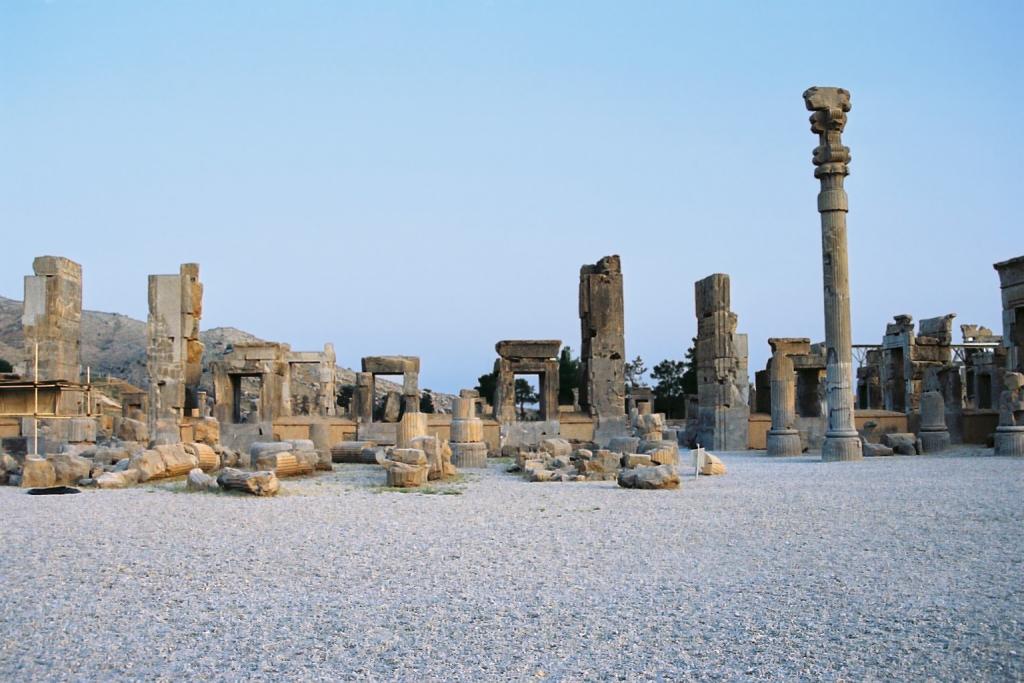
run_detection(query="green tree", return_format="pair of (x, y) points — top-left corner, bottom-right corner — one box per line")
(514, 378), (538, 419)
(682, 337), (698, 395)
(558, 346), (580, 405)
(419, 389), (436, 414)
(336, 384), (354, 411)
(624, 355), (648, 389)
(0, 358), (12, 373)
(476, 368), (498, 405)
(651, 358), (688, 418)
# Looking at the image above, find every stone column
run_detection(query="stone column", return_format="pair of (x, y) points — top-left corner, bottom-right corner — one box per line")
(318, 343), (337, 417)
(918, 390), (950, 453)
(766, 338), (809, 456)
(352, 372), (374, 422)
(450, 390), (488, 468)
(994, 372), (1024, 456)
(804, 86), (862, 461)
(22, 255), (82, 382)
(579, 255), (628, 441)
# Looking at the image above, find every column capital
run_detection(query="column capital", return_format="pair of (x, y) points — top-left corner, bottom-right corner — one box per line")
(804, 86), (851, 178)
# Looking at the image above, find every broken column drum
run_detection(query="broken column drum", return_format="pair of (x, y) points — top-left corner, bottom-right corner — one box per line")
(804, 86), (862, 461)
(766, 338), (810, 456)
(450, 390), (488, 468)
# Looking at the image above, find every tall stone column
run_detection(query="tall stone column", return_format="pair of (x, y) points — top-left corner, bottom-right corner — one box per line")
(804, 86), (863, 462)
(766, 338), (809, 456)
(579, 255), (628, 442)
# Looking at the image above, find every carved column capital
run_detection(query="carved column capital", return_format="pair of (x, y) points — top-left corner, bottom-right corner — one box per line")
(804, 86), (851, 180)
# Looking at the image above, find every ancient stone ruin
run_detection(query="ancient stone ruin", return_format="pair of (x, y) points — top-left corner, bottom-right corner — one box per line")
(578, 255), (628, 443)
(694, 273), (748, 451)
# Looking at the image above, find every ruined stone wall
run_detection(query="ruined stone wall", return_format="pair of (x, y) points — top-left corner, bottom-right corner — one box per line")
(22, 256), (82, 382)
(694, 274), (749, 450)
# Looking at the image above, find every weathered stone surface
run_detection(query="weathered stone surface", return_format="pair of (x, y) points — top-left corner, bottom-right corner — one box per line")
(862, 442), (895, 457)
(186, 468), (218, 492)
(309, 422), (333, 470)
(250, 441), (292, 459)
(129, 450), (166, 482)
(450, 442), (487, 468)
(576, 449), (619, 476)
(804, 86), (862, 462)
(410, 436), (456, 480)
(621, 453), (652, 468)
(331, 441), (377, 463)
(607, 436), (641, 455)
(383, 391), (402, 423)
(22, 256), (82, 383)
(217, 468), (279, 496)
(766, 338), (810, 457)
(255, 451), (315, 477)
(21, 457), (56, 488)
(644, 442), (679, 466)
(182, 442), (219, 472)
(47, 453), (91, 485)
(192, 417), (220, 446)
(96, 469), (141, 489)
(539, 438), (572, 459)
(994, 371), (1024, 456)
(451, 419), (484, 444)
(617, 464), (680, 490)
(153, 443), (199, 477)
(390, 448), (427, 466)
(698, 452), (727, 476)
(881, 432), (919, 455)
(396, 412), (428, 448)
(578, 255), (627, 432)
(113, 417), (149, 443)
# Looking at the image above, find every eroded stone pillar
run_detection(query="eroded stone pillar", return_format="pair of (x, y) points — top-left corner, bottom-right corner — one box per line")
(353, 372), (373, 422)
(147, 263), (203, 444)
(450, 389), (488, 468)
(694, 274), (749, 450)
(22, 256), (82, 382)
(804, 86), (862, 461)
(319, 343), (337, 417)
(767, 338), (810, 456)
(579, 255), (628, 441)
(994, 372), (1024, 456)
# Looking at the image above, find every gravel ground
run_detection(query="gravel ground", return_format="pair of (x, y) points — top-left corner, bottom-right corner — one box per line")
(1, 447), (1022, 681)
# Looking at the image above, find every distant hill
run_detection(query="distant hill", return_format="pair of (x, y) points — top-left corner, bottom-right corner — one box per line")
(0, 295), (452, 412)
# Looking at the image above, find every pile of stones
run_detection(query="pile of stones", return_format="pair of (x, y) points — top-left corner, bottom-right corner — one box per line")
(374, 435), (458, 488)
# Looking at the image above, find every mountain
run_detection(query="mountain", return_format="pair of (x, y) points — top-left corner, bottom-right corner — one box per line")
(0, 295), (452, 411)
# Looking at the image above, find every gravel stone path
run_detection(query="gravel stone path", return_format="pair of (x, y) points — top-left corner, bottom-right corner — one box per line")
(1, 448), (1021, 681)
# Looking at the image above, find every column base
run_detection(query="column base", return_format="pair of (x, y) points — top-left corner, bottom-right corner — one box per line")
(766, 430), (802, 456)
(994, 427), (1024, 457)
(822, 432), (863, 462)
(918, 430), (950, 453)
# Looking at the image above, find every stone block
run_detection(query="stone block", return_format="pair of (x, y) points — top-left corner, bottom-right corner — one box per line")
(21, 457), (56, 488)
(47, 453), (91, 485)
(617, 464), (679, 490)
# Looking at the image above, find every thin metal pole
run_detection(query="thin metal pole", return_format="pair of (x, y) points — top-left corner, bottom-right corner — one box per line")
(33, 342), (39, 457)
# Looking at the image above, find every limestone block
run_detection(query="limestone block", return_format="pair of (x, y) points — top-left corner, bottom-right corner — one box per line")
(608, 436), (640, 455)
(881, 433), (919, 455)
(617, 464), (680, 490)
(699, 452), (727, 476)
(113, 417), (149, 443)
(67, 418), (98, 443)
(409, 436), (456, 480)
(384, 461), (430, 487)
(450, 442), (487, 468)
(129, 450), (167, 482)
(645, 443), (679, 466)
(309, 423), (333, 470)
(528, 469), (557, 483)
(383, 391), (402, 422)
(621, 453), (652, 468)
(154, 444), (199, 477)
(183, 442), (219, 472)
(21, 457), (56, 488)
(91, 447), (130, 466)
(217, 468), (279, 496)
(47, 453), (91, 485)
(192, 417), (220, 446)
(576, 449), (619, 476)
(186, 468), (218, 492)
(390, 448), (427, 466)
(452, 397), (476, 420)
(539, 438), (572, 458)
(96, 469), (141, 489)
(862, 442), (894, 457)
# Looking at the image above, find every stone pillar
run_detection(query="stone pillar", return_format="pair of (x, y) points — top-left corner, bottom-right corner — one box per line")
(766, 338), (810, 456)
(147, 263), (203, 444)
(579, 255), (628, 441)
(994, 372), (1024, 456)
(804, 86), (862, 461)
(353, 372), (373, 422)
(494, 358), (517, 424)
(918, 390), (950, 453)
(319, 343), (337, 417)
(22, 256), (82, 382)
(396, 411), (428, 448)
(694, 273), (749, 451)
(450, 390), (488, 468)
(993, 256), (1024, 373)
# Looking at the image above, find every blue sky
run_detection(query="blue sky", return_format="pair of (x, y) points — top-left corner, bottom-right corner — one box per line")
(1, 1), (1019, 392)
